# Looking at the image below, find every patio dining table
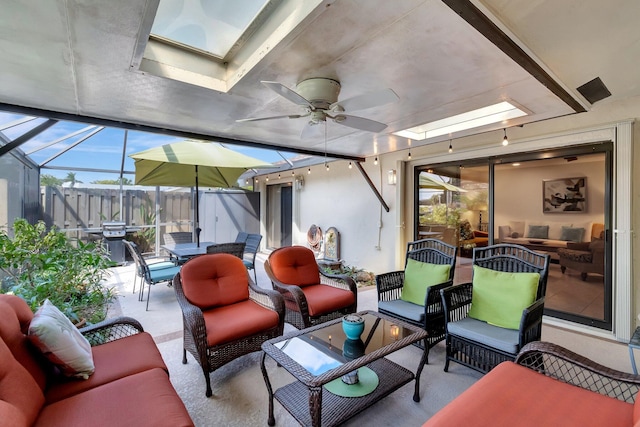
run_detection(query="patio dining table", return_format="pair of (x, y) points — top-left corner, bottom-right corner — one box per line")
(161, 241), (215, 262)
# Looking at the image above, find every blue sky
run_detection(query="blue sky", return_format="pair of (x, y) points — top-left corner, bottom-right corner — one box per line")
(0, 112), (292, 184)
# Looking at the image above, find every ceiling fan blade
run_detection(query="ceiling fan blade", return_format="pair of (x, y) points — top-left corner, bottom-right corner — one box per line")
(236, 114), (306, 123)
(261, 81), (313, 108)
(331, 88), (399, 112)
(331, 114), (388, 133)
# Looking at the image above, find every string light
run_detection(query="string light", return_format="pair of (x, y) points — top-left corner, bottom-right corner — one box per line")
(291, 170), (295, 176)
(278, 173), (281, 179)
(245, 179), (249, 185)
(266, 176), (269, 182)
(374, 156), (378, 165)
(448, 140), (453, 153)
(502, 128), (509, 146)
(348, 161), (352, 169)
(325, 163), (330, 171)
(408, 151), (411, 160)
(307, 168), (311, 175)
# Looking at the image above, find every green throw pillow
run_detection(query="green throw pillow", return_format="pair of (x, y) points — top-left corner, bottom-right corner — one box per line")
(400, 259), (451, 306)
(467, 265), (540, 330)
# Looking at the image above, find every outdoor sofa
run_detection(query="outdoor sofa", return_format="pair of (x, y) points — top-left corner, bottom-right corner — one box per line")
(422, 341), (640, 427)
(0, 294), (194, 426)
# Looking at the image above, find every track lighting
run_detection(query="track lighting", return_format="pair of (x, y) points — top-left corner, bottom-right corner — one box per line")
(502, 128), (509, 146)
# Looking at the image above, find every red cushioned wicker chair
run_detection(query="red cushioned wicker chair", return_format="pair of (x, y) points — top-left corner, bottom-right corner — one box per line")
(264, 245), (357, 329)
(173, 253), (284, 397)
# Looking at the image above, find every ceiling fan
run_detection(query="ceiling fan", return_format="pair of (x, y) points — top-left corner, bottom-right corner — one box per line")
(236, 78), (399, 138)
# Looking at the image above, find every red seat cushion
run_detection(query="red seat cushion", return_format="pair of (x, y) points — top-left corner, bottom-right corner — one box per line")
(203, 300), (280, 347)
(35, 368), (194, 427)
(301, 284), (355, 316)
(44, 332), (168, 403)
(180, 253), (249, 309)
(268, 246), (320, 287)
(422, 361), (633, 427)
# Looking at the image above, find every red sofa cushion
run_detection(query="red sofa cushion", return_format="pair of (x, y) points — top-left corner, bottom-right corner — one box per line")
(180, 254), (249, 309)
(35, 368), (193, 427)
(0, 334), (45, 426)
(268, 246), (320, 287)
(203, 300), (280, 347)
(423, 361), (633, 427)
(0, 295), (51, 391)
(45, 332), (168, 403)
(302, 284), (355, 316)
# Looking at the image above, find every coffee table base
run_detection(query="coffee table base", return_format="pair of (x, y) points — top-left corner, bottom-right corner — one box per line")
(273, 358), (414, 427)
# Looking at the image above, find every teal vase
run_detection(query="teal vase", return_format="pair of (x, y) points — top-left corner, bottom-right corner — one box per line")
(342, 314), (365, 340)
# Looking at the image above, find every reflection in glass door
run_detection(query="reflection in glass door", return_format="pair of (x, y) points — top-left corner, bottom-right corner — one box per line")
(266, 183), (292, 249)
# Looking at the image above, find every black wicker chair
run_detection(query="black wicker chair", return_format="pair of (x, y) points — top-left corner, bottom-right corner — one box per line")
(174, 253), (285, 397)
(440, 244), (550, 374)
(242, 233), (262, 284)
(206, 242), (246, 258)
(376, 239), (457, 363)
(264, 245), (357, 329)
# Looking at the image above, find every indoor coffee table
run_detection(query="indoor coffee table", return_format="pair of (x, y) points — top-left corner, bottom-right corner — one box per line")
(260, 310), (428, 427)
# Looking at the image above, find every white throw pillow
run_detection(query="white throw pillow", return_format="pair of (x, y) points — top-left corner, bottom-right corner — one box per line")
(28, 299), (95, 379)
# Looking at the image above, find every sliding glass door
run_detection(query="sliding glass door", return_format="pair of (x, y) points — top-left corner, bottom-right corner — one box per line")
(414, 143), (612, 330)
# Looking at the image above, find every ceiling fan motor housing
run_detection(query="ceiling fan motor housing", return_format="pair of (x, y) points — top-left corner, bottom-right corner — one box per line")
(296, 78), (341, 109)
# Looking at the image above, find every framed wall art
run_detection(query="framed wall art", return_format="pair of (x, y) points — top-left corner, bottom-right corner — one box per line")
(542, 177), (586, 213)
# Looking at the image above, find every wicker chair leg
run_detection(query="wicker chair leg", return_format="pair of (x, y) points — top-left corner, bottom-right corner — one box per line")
(205, 371), (213, 398)
(182, 348), (187, 364)
(145, 284), (151, 311)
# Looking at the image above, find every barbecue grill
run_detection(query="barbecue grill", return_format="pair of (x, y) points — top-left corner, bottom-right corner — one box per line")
(102, 221), (127, 264)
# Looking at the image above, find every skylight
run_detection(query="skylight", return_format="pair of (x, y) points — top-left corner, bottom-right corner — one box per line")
(394, 101), (527, 141)
(151, 0), (271, 59)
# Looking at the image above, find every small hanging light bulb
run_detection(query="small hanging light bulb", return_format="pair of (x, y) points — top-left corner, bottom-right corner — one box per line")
(278, 173), (281, 179)
(374, 156), (378, 165)
(245, 179), (249, 185)
(291, 170), (295, 176)
(265, 176), (269, 182)
(448, 140), (453, 153)
(408, 151), (412, 160)
(307, 168), (311, 175)
(325, 163), (330, 171)
(348, 161), (352, 169)
(502, 128), (509, 146)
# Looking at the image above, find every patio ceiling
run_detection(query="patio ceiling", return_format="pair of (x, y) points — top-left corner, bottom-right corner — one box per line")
(0, 0), (638, 162)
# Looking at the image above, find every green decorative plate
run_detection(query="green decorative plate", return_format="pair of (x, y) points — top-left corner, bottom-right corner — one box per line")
(324, 367), (379, 398)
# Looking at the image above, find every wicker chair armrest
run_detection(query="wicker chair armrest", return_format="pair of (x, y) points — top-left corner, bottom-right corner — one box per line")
(519, 297), (545, 345)
(173, 274), (207, 356)
(271, 279), (310, 318)
(440, 282), (473, 324)
(516, 341), (640, 403)
(319, 269), (357, 294)
(248, 280), (285, 316)
(375, 271), (405, 301)
(425, 280), (453, 313)
(80, 316), (144, 346)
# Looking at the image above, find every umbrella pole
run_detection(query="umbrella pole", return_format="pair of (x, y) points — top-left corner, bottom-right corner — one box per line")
(195, 165), (201, 247)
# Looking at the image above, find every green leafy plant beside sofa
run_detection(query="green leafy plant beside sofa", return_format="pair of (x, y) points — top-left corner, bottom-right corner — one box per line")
(0, 218), (115, 324)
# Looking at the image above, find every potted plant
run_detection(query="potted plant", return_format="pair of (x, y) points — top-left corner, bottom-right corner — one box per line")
(0, 218), (115, 325)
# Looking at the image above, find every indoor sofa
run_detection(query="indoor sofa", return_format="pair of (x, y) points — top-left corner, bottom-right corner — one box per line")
(0, 294), (194, 427)
(422, 341), (640, 427)
(499, 221), (603, 250)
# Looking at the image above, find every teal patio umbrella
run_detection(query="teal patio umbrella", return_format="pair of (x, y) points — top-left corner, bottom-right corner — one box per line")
(130, 139), (272, 246)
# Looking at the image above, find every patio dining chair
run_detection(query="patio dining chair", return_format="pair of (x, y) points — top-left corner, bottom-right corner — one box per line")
(242, 233), (262, 284)
(376, 238), (457, 363)
(163, 231), (193, 264)
(235, 231), (249, 243)
(264, 245), (357, 329)
(206, 242), (245, 259)
(174, 253), (284, 397)
(123, 240), (181, 311)
(440, 244), (550, 374)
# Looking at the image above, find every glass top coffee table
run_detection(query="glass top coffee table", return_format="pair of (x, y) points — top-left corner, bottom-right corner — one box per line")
(260, 310), (428, 427)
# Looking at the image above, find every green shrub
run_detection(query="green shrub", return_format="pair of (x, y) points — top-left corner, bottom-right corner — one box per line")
(0, 219), (115, 324)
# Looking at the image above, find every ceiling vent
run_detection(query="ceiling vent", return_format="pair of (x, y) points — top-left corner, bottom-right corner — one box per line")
(576, 77), (611, 104)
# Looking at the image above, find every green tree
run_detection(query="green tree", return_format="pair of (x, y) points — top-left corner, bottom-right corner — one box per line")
(41, 174), (63, 186)
(64, 172), (82, 187)
(92, 177), (133, 185)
